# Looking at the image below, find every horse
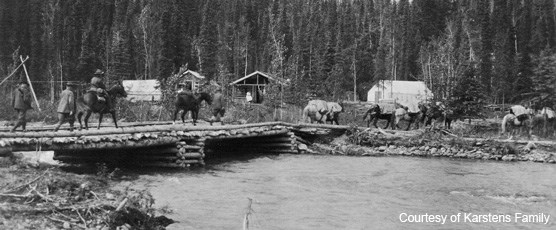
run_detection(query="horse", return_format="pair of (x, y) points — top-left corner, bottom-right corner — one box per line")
(173, 92), (212, 126)
(538, 107), (556, 136)
(325, 102), (344, 125)
(362, 104), (393, 129)
(424, 104), (453, 130)
(393, 106), (424, 131)
(302, 100), (329, 124)
(501, 113), (533, 137)
(77, 83), (128, 130)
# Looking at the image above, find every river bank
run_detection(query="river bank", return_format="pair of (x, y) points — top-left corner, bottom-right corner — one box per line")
(304, 128), (556, 164)
(0, 156), (174, 230)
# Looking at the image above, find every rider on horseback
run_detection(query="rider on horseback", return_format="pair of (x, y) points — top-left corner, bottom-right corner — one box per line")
(89, 69), (113, 112)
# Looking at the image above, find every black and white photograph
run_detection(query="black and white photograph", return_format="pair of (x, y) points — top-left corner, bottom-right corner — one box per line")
(0, 0), (555, 229)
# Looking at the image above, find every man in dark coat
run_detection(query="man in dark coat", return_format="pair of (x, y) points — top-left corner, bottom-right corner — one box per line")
(54, 83), (77, 132)
(90, 69), (113, 112)
(11, 81), (32, 132)
(210, 88), (225, 125)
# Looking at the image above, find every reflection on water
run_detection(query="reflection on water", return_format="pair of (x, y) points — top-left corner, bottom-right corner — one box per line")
(119, 155), (556, 230)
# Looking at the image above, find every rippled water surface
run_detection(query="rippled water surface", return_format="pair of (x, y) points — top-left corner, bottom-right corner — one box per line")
(120, 155), (556, 230)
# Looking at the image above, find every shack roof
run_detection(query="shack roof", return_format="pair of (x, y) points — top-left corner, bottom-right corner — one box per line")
(230, 71), (287, 85)
(178, 70), (205, 79)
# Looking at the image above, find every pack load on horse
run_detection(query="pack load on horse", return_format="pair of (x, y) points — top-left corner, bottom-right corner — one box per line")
(173, 84), (212, 126)
(362, 102), (397, 128)
(392, 104), (425, 130)
(501, 105), (533, 136)
(77, 69), (128, 130)
(302, 99), (329, 124)
(325, 101), (344, 125)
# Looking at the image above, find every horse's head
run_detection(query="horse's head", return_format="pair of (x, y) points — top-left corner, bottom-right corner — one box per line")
(198, 92), (212, 105)
(108, 82), (127, 98)
(338, 101), (345, 113)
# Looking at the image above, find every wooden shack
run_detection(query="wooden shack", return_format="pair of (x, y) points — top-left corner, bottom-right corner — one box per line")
(230, 71), (282, 103)
(176, 69), (205, 91)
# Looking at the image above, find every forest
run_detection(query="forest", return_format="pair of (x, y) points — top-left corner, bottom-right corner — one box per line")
(1, 0), (556, 111)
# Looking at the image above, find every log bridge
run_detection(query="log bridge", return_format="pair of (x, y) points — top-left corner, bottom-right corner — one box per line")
(0, 122), (349, 168)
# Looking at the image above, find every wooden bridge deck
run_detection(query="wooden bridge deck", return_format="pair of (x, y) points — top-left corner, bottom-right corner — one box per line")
(0, 122), (349, 167)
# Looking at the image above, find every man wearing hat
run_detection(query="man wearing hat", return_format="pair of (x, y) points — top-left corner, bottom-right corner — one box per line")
(54, 82), (77, 132)
(10, 81), (32, 132)
(210, 88), (225, 125)
(90, 69), (113, 112)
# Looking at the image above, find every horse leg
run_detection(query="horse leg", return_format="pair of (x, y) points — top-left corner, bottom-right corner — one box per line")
(192, 110), (198, 126)
(97, 113), (104, 129)
(111, 112), (118, 129)
(384, 118), (390, 129)
(181, 110), (186, 124)
(84, 111), (92, 130)
(77, 111), (84, 130)
(173, 109), (179, 124)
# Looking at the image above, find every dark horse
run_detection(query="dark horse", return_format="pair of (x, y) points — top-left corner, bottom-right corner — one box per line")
(363, 104), (393, 128)
(77, 83), (127, 130)
(173, 92), (212, 126)
(424, 104), (454, 129)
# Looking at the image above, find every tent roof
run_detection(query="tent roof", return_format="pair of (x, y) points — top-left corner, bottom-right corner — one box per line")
(122, 79), (162, 101)
(370, 80), (432, 95)
(230, 71), (286, 85)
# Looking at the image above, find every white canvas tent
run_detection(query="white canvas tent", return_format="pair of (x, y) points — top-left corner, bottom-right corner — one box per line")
(122, 79), (161, 102)
(367, 80), (433, 112)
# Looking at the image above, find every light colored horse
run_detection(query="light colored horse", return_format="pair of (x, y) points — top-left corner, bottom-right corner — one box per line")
(536, 107), (556, 136)
(302, 100), (329, 123)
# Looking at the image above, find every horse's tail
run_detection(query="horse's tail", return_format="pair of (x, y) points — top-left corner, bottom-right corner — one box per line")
(501, 114), (509, 134)
(302, 106), (309, 123)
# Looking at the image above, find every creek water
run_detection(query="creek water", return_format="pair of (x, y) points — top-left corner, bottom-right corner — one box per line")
(119, 155), (556, 230)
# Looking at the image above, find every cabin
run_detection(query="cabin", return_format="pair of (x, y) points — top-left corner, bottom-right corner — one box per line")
(230, 71), (284, 103)
(122, 79), (161, 102)
(367, 80), (433, 112)
(175, 69), (205, 92)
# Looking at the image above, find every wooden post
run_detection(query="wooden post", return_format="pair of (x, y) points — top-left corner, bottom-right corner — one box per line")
(20, 56), (41, 111)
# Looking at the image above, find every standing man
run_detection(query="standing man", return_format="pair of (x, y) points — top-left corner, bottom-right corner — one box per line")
(54, 82), (77, 132)
(90, 69), (113, 112)
(11, 81), (32, 132)
(246, 91), (253, 103)
(210, 88), (225, 125)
